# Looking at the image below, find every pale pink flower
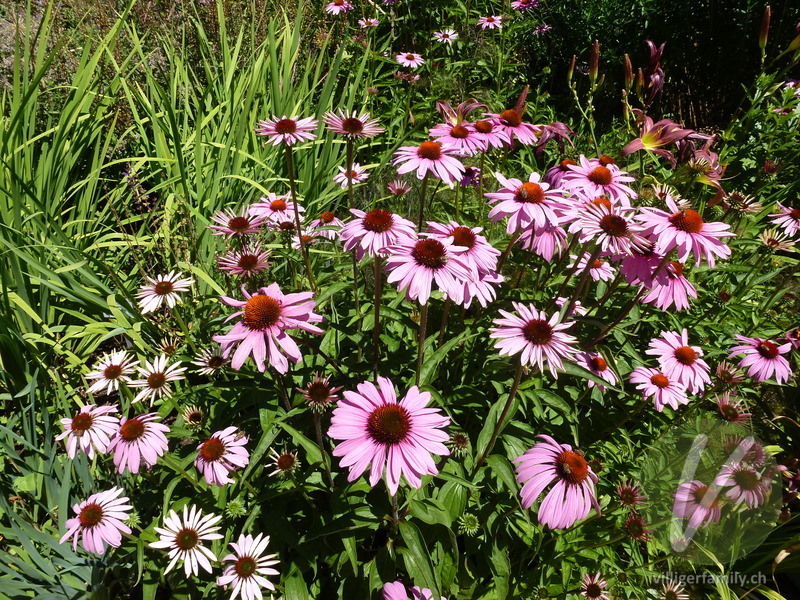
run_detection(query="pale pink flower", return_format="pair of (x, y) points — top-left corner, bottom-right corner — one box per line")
(433, 29), (458, 44)
(57, 404), (119, 459)
(562, 155), (636, 204)
(136, 271), (194, 314)
(426, 221), (500, 275)
(191, 347), (228, 376)
(646, 329), (711, 394)
(641, 261), (697, 311)
(255, 116), (318, 146)
(471, 118), (511, 149)
(195, 427), (250, 486)
(85, 351), (138, 396)
(208, 208), (268, 237)
(60, 487), (132, 554)
(490, 303), (578, 377)
(333, 163), (370, 188)
(485, 108), (539, 145)
(728, 335), (793, 384)
(217, 245), (272, 278)
(388, 180), (412, 196)
(629, 366), (689, 412)
(340, 208), (417, 261)
(512, 0), (539, 11)
(329, 377), (450, 495)
(485, 171), (565, 233)
(429, 121), (486, 156)
(672, 480), (721, 529)
(325, 0), (353, 14)
(570, 202), (648, 256)
(477, 15), (503, 29)
(716, 392), (752, 424)
(581, 573), (611, 600)
(768, 202), (800, 237)
(308, 211), (345, 240)
(323, 109), (384, 138)
(217, 533), (280, 600)
(517, 223), (568, 262)
(213, 283), (323, 374)
(575, 352), (617, 390)
(396, 52), (425, 68)
(393, 140), (465, 186)
(569, 254), (616, 282)
(383, 581), (446, 600)
(637, 196), (734, 267)
(249, 193), (304, 228)
(714, 463), (771, 508)
(150, 505), (223, 577)
(359, 17), (380, 28)
(514, 435), (601, 529)
(108, 413), (169, 474)
(383, 236), (474, 305)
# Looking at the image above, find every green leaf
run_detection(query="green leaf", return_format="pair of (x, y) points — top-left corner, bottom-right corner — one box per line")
(399, 522), (440, 599)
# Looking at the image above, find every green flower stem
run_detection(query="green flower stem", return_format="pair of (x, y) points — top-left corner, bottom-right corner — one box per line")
(314, 411), (334, 489)
(474, 361), (525, 471)
(285, 144), (317, 292)
(436, 297), (452, 347)
(417, 173), (430, 230)
(372, 256), (383, 379)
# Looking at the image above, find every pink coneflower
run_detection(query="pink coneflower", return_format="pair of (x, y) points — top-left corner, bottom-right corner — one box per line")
(433, 29), (458, 44)
(393, 141), (465, 186)
(514, 435), (601, 529)
(544, 158), (578, 188)
(571, 203), (648, 256)
(291, 230), (320, 251)
(340, 208), (417, 261)
(569, 254), (615, 282)
(714, 463), (771, 508)
(208, 208), (267, 237)
(108, 413), (169, 474)
(759, 229), (795, 251)
(57, 404), (119, 459)
(217, 533), (280, 600)
(388, 180), (412, 196)
(637, 196), (734, 268)
(485, 108), (539, 146)
(646, 329), (711, 394)
(512, 0), (540, 9)
(517, 223), (568, 262)
(477, 15), (503, 29)
(728, 335), (792, 384)
(485, 171), (564, 233)
(618, 243), (663, 287)
(383, 581), (444, 600)
(769, 202), (800, 237)
(460, 166), (482, 187)
(217, 245), (272, 278)
(471, 118), (511, 149)
(660, 580), (689, 600)
(325, 0), (353, 14)
(329, 377), (450, 494)
(716, 360), (745, 385)
(359, 17), (380, 28)
(490, 303), (578, 377)
(85, 351), (138, 396)
(426, 221), (500, 275)
(213, 283), (323, 374)
(150, 505), (223, 577)
(672, 480), (721, 528)
(191, 347), (228, 375)
(383, 236), (474, 305)
(308, 211), (344, 240)
(195, 427), (250, 486)
(625, 513), (654, 541)
(553, 296), (587, 317)
(617, 480), (646, 507)
(268, 447), (299, 477)
(715, 392), (752, 424)
(323, 109), (384, 138)
(136, 271), (194, 314)
(130, 355), (187, 404)
(255, 115), (318, 146)
(641, 261), (697, 311)
(60, 487), (132, 554)
(562, 155), (636, 204)
(249, 193), (304, 227)
(429, 121), (486, 156)
(333, 163), (370, 188)
(462, 270), (504, 309)
(629, 366), (690, 412)
(581, 573), (611, 600)
(575, 352), (617, 390)
(396, 52), (425, 68)
(298, 373), (342, 412)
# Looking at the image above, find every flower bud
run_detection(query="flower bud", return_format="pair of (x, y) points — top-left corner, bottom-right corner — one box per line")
(759, 5), (771, 53)
(623, 54), (634, 90)
(567, 54), (576, 85)
(589, 40), (600, 87)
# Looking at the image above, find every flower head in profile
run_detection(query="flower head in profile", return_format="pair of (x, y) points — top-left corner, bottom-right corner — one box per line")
(208, 208), (268, 238)
(433, 29), (458, 44)
(217, 533), (280, 600)
(621, 110), (703, 167)
(569, 254), (616, 283)
(308, 211), (344, 240)
(490, 303), (578, 377)
(325, 0), (353, 14)
(485, 107), (539, 146)
(641, 261), (697, 312)
(329, 377), (450, 495)
(514, 435), (601, 529)
(388, 180), (412, 196)
(256, 115), (318, 146)
(517, 222), (568, 262)
(323, 109), (384, 138)
(396, 52), (424, 68)
(728, 335), (792, 384)
(646, 329), (711, 394)
(136, 271), (194, 314)
(333, 163), (370, 188)
(340, 208), (417, 261)
(150, 505), (223, 577)
(195, 427), (250, 486)
(130, 355), (187, 404)
(671, 480), (721, 529)
(575, 352), (617, 390)
(393, 140), (465, 186)
(60, 487), (132, 554)
(581, 573), (611, 600)
(249, 193), (304, 227)
(477, 15), (503, 30)
(213, 284), (323, 374)
(85, 351), (138, 396)
(57, 404), (119, 459)
(359, 17), (380, 28)
(383, 581), (447, 600)
(660, 580), (689, 600)
(108, 412), (169, 474)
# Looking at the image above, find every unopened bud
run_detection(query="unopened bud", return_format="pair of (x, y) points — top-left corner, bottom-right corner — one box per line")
(567, 55), (576, 85)
(635, 68), (644, 98)
(623, 54), (634, 90)
(589, 40), (600, 87)
(759, 5), (771, 53)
